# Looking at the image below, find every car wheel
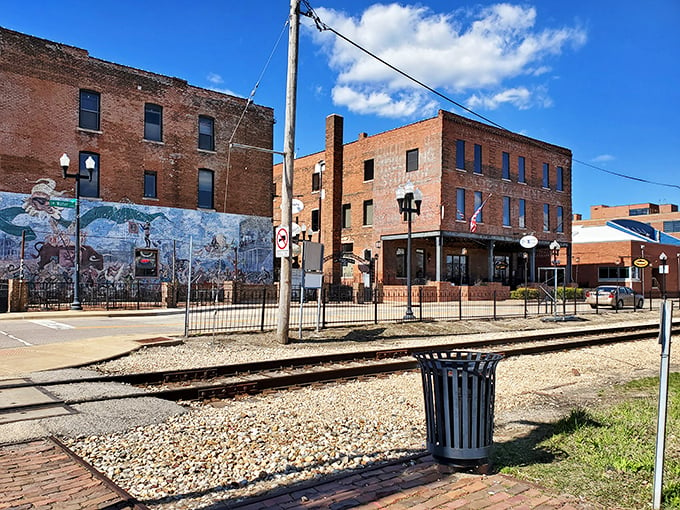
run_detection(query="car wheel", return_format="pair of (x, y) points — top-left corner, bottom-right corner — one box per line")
(637, 299), (644, 309)
(590, 304), (597, 309)
(615, 299), (624, 310)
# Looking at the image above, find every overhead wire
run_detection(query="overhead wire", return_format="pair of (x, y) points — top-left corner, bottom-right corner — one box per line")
(300, 1), (679, 194)
(223, 17), (289, 212)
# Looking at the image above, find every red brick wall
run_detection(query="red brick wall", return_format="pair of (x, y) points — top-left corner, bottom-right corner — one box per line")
(0, 27), (274, 218)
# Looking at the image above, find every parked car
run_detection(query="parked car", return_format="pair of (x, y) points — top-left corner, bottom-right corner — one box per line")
(584, 286), (644, 309)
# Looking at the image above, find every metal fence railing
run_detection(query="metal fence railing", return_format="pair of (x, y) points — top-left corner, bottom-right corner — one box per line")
(183, 285), (647, 335)
(27, 281), (163, 311)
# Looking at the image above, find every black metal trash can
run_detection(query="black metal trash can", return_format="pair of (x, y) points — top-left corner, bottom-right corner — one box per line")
(414, 351), (503, 467)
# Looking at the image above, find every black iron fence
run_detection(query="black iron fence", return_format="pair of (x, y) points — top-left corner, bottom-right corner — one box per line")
(184, 285), (632, 335)
(27, 281), (163, 311)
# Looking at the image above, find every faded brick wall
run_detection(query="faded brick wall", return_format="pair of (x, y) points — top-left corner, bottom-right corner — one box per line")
(0, 27), (274, 218)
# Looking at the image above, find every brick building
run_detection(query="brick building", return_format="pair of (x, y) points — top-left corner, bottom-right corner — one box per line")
(0, 27), (275, 287)
(572, 204), (680, 297)
(274, 111), (572, 294)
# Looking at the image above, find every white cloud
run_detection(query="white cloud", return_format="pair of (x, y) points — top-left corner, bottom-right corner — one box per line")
(207, 73), (224, 85)
(592, 154), (615, 163)
(305, 3), (586, 118)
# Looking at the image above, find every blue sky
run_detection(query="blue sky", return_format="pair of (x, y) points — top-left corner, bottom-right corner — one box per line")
(3, 1), (679, 218)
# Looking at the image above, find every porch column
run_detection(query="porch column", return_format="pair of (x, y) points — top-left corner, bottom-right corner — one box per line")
(488, 240), (495, 282)
(435, 235), (442, 281)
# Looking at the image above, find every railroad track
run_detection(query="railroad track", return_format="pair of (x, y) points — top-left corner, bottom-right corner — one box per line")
(1, 321), (674, 424)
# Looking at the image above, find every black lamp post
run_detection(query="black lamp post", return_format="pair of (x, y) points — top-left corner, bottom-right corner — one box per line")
(60, 153), (94, 310)
(396, 181), (422, 320)
(660, 252), (668, 300)
(549, 240), (560, 319)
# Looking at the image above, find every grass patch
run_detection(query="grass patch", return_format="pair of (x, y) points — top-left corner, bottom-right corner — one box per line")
(493, 372), (680, 509)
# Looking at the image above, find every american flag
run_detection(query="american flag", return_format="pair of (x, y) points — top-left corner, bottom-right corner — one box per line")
(469, 195), (491, 233)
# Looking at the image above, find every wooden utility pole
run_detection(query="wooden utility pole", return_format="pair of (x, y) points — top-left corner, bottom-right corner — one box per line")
(276, 0), (300, 344)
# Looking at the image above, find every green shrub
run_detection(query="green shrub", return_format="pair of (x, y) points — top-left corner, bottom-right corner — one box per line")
(510, 287), (539, 300)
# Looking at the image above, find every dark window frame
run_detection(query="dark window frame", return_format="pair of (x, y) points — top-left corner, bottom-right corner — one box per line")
(78, 152), (100, 198)
(406, 149), (419, 172)
(456, 188), (465, 221)
(456, 139), (466, 170)
(363, 159), (374, 181)
(556, 166), (564, 191)
(473, 144), (482, 174)
(342, 203), (351, 228)
(79, 89), (100, 131)
(543, 203), (550, 232)
(311, 173), (320, 191)
(542, 163), (550, 188)
(198, 115), (215, 151)
(198, 168), (214, 209)
(518, 156), (526, 183)
(144, 171), (157, 198)
(519, 199), (526, 229)
(502, 152), (510, 180)
(144, 103), (163, 142)
(363, 199), (373, 226)
(503, 196), (511, 226)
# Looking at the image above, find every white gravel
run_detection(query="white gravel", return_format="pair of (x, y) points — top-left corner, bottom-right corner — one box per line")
(3, 311), (674, 509)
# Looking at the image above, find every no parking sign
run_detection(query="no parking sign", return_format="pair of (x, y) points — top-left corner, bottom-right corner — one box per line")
(275, 225), (289, 258)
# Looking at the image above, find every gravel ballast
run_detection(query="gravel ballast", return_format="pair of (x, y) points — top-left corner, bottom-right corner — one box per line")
(2, 311), (675, 509)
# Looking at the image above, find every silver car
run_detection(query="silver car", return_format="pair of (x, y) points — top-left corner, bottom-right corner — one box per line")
(585, 286), (644, 309)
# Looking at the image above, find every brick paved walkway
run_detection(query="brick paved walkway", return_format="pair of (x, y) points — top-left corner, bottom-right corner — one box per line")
(0, 440), (605, 510)
(0, 438), (146, 510)
(226, 454), (605, 510)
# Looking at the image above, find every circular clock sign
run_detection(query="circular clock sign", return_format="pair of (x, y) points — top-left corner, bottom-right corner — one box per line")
(519, 235), (538, 249)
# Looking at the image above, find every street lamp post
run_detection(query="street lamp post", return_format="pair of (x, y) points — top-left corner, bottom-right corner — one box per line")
(660, 252), (668, 301)
(60, 153), (94, 310)
(550, 240), (560, 319)
(396, 181), (422, 320)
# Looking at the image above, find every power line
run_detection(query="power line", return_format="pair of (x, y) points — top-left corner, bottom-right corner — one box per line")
(301, 1), (679, 193)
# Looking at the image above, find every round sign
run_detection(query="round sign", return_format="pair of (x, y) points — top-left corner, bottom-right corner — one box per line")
(275, 226), (289, 250)
(292, 199), (304, 214)
(633, 257), (650, 268)
(519, 235), (538, 249)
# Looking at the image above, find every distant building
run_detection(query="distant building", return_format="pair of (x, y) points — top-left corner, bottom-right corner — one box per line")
(274, 112), (572, 294)
(572, 204), (680, 297)
(0, 26), (275, 284)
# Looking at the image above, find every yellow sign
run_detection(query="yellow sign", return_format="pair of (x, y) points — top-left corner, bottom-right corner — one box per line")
(633, 257), (650, 268)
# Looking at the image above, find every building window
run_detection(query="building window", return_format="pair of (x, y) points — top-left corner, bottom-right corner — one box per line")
(143, 171), (157, 198)
(342, 203), (351, 228)
(518, 156), (526, 183)
(456, 140), (465, 170)
(474, 144), (482, 174)
(542, 163), (549, 188)
(363, 200), (373, 226)
(311, 209), (320, 232)
(198, 115), (215, 151)
(364, 159), (374, 181)
(474, 191), (483, 223)
(556, 166), (564, 191)
(502, 152), (510, 180)
(598, 266), (630, 281)
(396, 247), (405, 278)
(557, 206), (564, 232)
(503, 196), (511, 226)
(311, 173), (320, 191)
(198, 169), (214, 209)
(630, 208), (650, 216)
(78, 152), (99, 198)
(456, 188), (465, 221)
(415, 248), (425, 279)
(79, 90), (100, 131)
(543, 203), (550, 232)
(518, 199), (526, 228)
(144, 103), (162, 141)
(663, 220), (680, 232)
(342, 243), (354, 278)
(406, 149), (419, 172)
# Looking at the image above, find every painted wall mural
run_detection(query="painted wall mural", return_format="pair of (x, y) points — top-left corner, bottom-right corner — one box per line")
(0, 180), (274, 285)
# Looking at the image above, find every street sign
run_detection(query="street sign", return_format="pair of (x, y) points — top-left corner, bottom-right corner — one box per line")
(275, 225), (289, 258)
(49, 198), (76, 208)
(633, 257), (650, 268)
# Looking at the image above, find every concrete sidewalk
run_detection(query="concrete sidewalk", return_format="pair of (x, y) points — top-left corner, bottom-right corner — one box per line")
(0, 308), (183, 379)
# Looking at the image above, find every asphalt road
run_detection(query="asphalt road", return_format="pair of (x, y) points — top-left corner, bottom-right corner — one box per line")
(0, 312), (185, 349)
